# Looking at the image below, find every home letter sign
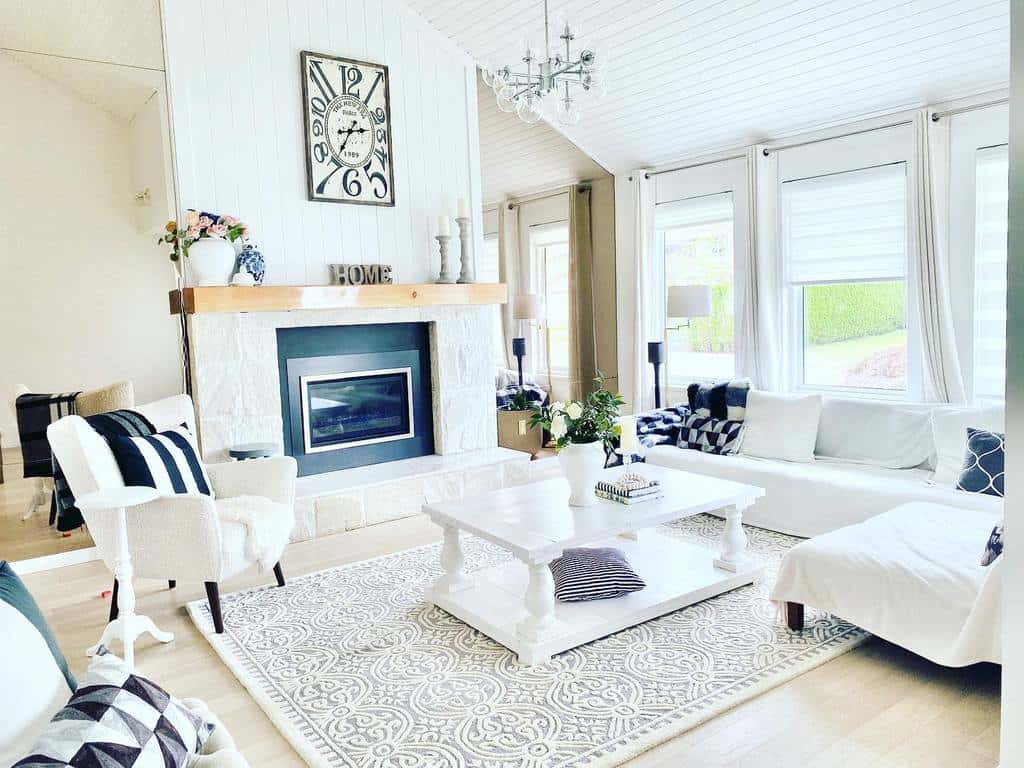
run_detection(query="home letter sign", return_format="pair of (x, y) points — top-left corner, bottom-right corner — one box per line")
(330, 263), (394, 285)
(301, 51), (395, 206)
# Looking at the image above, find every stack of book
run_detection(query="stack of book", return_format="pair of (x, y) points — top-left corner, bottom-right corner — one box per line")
(594, 476), (663, 505)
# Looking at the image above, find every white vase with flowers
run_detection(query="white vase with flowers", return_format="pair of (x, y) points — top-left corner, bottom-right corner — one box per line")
(160, 210), (250, 287)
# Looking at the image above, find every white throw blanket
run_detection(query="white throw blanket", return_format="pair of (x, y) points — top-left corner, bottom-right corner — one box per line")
(216, 496), (293, 572)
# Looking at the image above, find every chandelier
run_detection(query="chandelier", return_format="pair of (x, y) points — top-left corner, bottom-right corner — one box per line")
(480, 0), (605, 126)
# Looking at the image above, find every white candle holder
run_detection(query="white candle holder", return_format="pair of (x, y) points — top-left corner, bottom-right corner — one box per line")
(456, 216), (475, 284)
(435, 235), (456, 284)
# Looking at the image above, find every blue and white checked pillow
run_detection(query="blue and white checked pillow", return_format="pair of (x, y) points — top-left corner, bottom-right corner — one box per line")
(956, 428), (1004, 498)
(677, 414), (745, 455)
(686, 379), (750, 421)
(108, 425), (214, 497)
(549, 547), (646, 602)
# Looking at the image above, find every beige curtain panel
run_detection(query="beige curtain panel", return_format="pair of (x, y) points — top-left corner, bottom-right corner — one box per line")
(568, 184), (599, 400)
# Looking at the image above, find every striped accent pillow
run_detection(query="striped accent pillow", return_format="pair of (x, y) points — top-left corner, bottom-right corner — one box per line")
(107, 425), (214, 497)
(549, 547), (645, 602)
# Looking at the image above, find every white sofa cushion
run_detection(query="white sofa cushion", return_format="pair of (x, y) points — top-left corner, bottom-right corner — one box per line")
(645, 445), (1002, 537)
(932, 405), (1004, 486)
(770, 501), (1002, 666)
(739, 391), (822, 463)
(814, 397), (934, 468)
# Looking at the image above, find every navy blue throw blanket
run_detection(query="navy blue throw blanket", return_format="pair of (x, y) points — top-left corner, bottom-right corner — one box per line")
(15, 392), (80, 479)
(53, 409), (156, 532)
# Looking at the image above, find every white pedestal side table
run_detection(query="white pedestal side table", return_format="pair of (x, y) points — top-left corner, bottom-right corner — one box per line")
(76, 487), (175, 670)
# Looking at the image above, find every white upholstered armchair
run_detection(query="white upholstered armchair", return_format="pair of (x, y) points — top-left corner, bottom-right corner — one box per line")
(47, 394), (296, 633)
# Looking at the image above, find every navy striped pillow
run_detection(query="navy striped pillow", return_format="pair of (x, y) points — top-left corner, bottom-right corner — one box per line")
(549, 547), (645, 602)
(108, 424), (214, 497)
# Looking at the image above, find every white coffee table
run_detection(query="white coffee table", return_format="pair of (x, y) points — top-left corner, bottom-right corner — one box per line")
(424, 463), (766, 665)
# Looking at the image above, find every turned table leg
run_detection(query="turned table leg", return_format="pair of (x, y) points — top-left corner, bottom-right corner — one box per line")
(433, 524), (472, 595)
(714, 504), (750, 573)
(516, 559), (557, 664)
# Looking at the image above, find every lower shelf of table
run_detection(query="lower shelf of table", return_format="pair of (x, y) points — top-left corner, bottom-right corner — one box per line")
(429, 529), (763, 665)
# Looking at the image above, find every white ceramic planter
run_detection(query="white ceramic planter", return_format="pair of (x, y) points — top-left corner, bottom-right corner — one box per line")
(187, 237), (236, 286)
(558, 440), (605, 507)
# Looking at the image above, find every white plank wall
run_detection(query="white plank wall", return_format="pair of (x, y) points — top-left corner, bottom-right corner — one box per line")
(162, 0), (483, 286)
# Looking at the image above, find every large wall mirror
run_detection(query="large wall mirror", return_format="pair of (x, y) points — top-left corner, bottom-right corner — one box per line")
(0, 1), (181, 568)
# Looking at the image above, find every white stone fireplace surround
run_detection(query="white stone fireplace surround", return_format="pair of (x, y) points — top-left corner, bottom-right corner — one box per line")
(186, 304), (529, 541)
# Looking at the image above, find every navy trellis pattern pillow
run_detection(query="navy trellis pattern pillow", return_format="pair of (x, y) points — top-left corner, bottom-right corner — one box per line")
(981, 523), (1004, 566)
(956, 428), (1005, 497)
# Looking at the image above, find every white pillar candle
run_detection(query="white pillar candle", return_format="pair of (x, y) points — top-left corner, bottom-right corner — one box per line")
(457, 196), (470, 219)
(618, 415), (638, 454)
(437, 215), (451, 237)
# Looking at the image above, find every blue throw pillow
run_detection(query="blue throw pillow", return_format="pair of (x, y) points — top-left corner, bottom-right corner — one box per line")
(107, 424), (214, 497)
(686, 379), (750, 421)
(956, 428), (1004, 497)
(677, 414), (745, 455)
(0, 560), (75, 692)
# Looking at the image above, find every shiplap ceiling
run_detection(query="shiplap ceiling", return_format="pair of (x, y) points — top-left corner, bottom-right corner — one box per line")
(0, 0), (163, 70)
(408, 0), (1010, 173)
(478, 74), (609, 203)
(0, 0), (164, 122)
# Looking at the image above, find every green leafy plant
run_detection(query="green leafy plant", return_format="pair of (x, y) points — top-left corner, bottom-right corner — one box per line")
(504, 388), (531, 411)
(529, 374), (625, 452)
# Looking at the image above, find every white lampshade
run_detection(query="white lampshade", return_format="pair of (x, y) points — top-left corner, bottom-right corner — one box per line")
(514, 294), (545, 321)
(667, 285), (712, 318)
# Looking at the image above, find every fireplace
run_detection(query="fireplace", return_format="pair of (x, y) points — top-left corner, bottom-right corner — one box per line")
(278, 323), (434, 476)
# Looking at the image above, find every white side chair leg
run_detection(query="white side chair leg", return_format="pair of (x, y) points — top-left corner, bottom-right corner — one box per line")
(22, 478), (46, 521)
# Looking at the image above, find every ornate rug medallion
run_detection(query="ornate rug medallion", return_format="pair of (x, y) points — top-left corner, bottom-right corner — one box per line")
(188, 515), (866, 767)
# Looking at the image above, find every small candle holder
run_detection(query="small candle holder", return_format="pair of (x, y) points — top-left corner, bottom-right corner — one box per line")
(456, 216), (475, 283)
(435, 235), (456, 284)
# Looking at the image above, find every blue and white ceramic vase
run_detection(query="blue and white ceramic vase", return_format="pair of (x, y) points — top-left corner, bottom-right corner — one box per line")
(233, 244), (266, 285)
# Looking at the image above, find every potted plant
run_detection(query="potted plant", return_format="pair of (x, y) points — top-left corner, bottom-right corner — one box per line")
(496, 388), (544, 457)
(160, 210), (249, 286)
(530, 376), (625, 506)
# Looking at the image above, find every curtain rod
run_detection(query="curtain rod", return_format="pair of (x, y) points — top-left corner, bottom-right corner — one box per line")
(506, 185), (587, 210)
(630, 153), (747, 181)
(931, 97), (1008, 122)
(762, 119), (913, 157)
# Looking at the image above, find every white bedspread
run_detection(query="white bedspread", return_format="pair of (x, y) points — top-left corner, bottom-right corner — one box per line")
(770, 502), (1003, 666)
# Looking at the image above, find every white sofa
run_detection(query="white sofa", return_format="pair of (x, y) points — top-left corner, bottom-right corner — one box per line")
(646, 397), (1003, 537)
(771, 502), (1003, 666)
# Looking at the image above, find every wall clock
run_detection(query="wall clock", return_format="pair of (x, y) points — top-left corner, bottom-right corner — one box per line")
(301, 51), (395, 206)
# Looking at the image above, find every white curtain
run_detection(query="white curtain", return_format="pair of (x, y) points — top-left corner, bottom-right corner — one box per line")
(736, 145), (783, 390)
(628, 170), (656, 412)
(912, 109), (966, 403)
(497, 200), (520, 370)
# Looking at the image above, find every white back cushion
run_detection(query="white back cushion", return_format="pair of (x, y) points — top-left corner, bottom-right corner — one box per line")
(815, 398), (935, 468)
(740, 391), (822, 463)
(932, 405), (1004, 486)
(0, 603), (71, 765)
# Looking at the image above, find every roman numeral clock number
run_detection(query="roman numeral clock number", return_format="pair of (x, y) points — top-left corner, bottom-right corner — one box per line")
(301, 51), (394, 206)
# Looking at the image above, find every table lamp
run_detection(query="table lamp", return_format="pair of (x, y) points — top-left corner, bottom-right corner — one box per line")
(667, 285), (712, 328)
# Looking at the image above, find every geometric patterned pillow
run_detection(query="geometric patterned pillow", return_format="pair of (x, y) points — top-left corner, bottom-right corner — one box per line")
(677, 414), (745, 455)
(981, 523), (1004, 566)
(956, 428), (1005, 497)
(14, 647), (214, 767)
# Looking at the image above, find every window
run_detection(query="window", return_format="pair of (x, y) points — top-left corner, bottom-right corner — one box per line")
(973, 145), (1009, 402)
(656, 193), (735, 383)
(530, 223), (570, 377)
(782, 163), (909, 394)
(478, 233), (506, 368)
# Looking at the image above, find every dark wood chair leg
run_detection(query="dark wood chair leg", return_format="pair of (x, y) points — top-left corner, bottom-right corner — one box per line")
(273, 562), (286, 588)
(168, 580), (176, 589)
(109, 579), (119, 622)
(204, 582), (224, 634)
(786, 601), (805, 632)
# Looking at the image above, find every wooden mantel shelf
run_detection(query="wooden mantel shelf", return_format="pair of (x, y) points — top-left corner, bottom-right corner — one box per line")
(169, 283), (507, 315)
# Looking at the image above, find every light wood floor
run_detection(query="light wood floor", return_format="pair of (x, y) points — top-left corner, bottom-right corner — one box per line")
(1, 447), (95, 562)
(9, 462), (1000, 767)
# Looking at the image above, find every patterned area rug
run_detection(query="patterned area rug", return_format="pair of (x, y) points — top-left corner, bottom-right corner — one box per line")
(188, 516), (867, 767)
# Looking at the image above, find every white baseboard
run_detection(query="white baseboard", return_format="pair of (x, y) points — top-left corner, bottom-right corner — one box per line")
(11, 546), (100, 575)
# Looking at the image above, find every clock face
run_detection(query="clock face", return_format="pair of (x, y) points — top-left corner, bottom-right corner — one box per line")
(301, 51), (395, 206)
